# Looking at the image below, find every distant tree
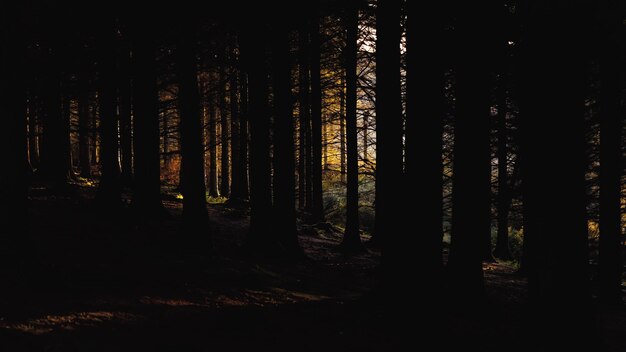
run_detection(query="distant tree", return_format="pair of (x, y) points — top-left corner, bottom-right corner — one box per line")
(118, 39), (133, 186)
(229, 44), (244, 202)
(219, 61), (230, 197)
(207, 69), (219, 198)
(78, 72), (92, 178)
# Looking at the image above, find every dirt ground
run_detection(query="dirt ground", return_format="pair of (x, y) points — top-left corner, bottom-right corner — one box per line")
(0, 184), (624, 351)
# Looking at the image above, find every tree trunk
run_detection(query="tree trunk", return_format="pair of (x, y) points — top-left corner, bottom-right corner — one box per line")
(28, 93), (40, 170)
(229, 45), (243, 201)
(520, 2), (593, 347)
(298, 26), (311, 212)
(493, 74), (512, 260)
(96, 26), (122, 208)
(207, 71), (219, 197)
(447, 2), (493, 300)
(177, 24), (210, 242)
(219, 64), (230, 197)
(239, 68), (250, 200)
(341, 2), (362, 251)
(118, 41), (133, 186)
(598, 4), (623, 306)
(241, 25), (273, 249)
(271, 23), (301, 255)
(339, 76), (346, 183)
(309, 11), (325, 223)
(78, 74), (91, 177)
(131, 25), (164, 218)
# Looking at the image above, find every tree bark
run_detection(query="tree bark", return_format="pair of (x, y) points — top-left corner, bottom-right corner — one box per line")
(241, 25), (273, 249)
(493, 74), (512, 261)
(309, 11), (325, 223)
(177, 24), (210, 242)
(207, 70), (219, 198)
(229, 45), (243, 201)
(219, 64), (230, 197)
(131, 24), (164, 218)
(598, 2), (623, 306)
(341, 2), (362, 250)
(298, 26), (311, 212)
(271, 23), (301, 255)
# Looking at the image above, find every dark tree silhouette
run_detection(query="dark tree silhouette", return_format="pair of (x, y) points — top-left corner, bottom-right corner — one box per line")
(118, 39), (133, 186)
(177, 23), (211, 242)
(131, 20), (165, 219)
(598, 1), (623, 306)
(309, 9), (325, 224)
(95, 21), (122, 208)
(241, 22), (273, 251)
(229, 44), (244, 202)
(271, 21), (301, 255)
(341, 0), (362, 251)
(298, 24), (312, 212)
(219, 62), (230, 197)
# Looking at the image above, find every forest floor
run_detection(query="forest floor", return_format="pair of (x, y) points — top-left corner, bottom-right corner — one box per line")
(0, 182), (624, 351)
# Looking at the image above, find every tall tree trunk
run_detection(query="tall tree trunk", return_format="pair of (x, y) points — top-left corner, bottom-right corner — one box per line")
(298, 26), (311, 211)
(339, 76), (346, 183)
(96, 26), (122, 208)
(447, 2), (493, 300)
(118, 41), (133, 186)
(598, 2), (623, 306)
(239, 68), (250, 200)
(520, 2), (593, 347)
(207, 72), (219, 197)
(241, 25), (273, 249)
(28, 93), (40, 170)
(131, 25), (164, 218)
(229, 45), (243, 201)
(177, 24), (210, 243)
(219, 64), (230, 197)
(493, 74), (512, 260)
(0, 8), (30, 262)
(271, 23), (301, 255)
(309, 11), (325, 223)
(39, 43), (70, 189)
(341, 2), (362, 251)
(362, 111), (369, 162)
(78, 74), (91, 177)
(376, 0), (404, 286)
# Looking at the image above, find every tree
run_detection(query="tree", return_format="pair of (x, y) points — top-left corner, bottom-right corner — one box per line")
(95, 21), (122, 208)
(493, 73), (513, 260)
(241, 22), (273, 251)
(404, 1), (446, 291)
(229, 44), (244, 202)
(131, 20), (165, 219)
(78, 72), (92, 178)
(447, 2), (494, 299)
(207, 69), (219, 198)
(598, 0), (623, 306)
(298, 24), (312, 211)
(176, 23), (211, 243)
(271, 21), (301, 255)
(219, 61), (230, 197)
(374, 0), (403, 260)
(520, 1), (593, 347)
(118, 39), (133, 186)
(309, 8), (325, 224)
(341, 0), (362, 251)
